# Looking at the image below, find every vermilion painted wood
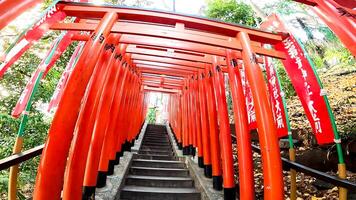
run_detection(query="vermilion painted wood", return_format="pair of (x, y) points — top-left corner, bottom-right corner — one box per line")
(115, 75), (130, 153)
(70, 33), (277, 65)
(33, 12), (118, 200)
(71, 33), (91, 41)
(210, 59), (235, 190)
(134, 85), (144, 137)
(132, 54), (205, 68)
(203, 68), (222, 178)
(63, 45), (113, 200)
(119, 72), (133, 145)
(126, 45), (226, 65)
(131, 79), (142, 140)
(239, 32), (284, 199)
(144, 83), (182, 90)
(184, 82), (190, 149)
(141, 77), (183, 84)
(125, 80), (135, 142)
(103, 44), (130, 164)
(325, 0), (355, 22)
(83, 35), (123, 187)
(198, 74), (212, 166)
(182, 81), (189, 148)
(142, 79), (182, 86)
(136, 90), (145, 134)
(113, 68), (132, 156)
(143, 82), (183, 88)
(187, 80), (194, 148)
(177, 95), (183, 143)
(143, 83), (182, 90)
(127, 77), (140, 141)
(51, 23), (284, 58)
(119, 71), (136, 146)
(142, 73), (184, 80)
(144, 87), (180, 94)
(311, 3), (356, 56)
(136, 62), (201, 71)
(98, 45), (127, 173)
(138, 66), (195, 76)
(226, 50), (255, 199)
(193, 79), (203, 158)
(0, 0), (43, 30)
(130, 74), (141, 140)
(132, 51), (264, 67)
(71, 36), (264, 64)
(133, 44), (206, 56)
(63, 19), (262, 46)
(144, 87), (179, 93)
(190, 79), (198, 148)
(123, 35), (230, 57)
(170, 95), (177, 136)
(140, 69), (187, 77)
(141, 74), (184, 85)
(291, 0), (317, 6)
(56, 1), (283, 43)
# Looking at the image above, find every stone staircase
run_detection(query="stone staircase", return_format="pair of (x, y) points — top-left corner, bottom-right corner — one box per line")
(120, 125), (201, 200)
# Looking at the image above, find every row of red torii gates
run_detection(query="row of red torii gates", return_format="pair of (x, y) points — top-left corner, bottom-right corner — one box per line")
(0, 0), (355, 200)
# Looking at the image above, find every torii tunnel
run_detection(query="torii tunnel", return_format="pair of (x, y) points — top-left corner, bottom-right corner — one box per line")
(1, 1), (355, 200)
(35, 2), (285, 199)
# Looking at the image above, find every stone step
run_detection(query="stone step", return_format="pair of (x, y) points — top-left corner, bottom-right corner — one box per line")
(143, 135), (169, 141)
(140, 146), (173, 151)
(139, 148), (172, 153)
(125, 175), (194, 188)
(134, 154), (177, 161)
(129, 166), (189, 177)
(132, 159), (185, 168)
(139, 150), (173, 155)
(144, 133), (168, 137)
(120, 186), (201, 200)
(144, 135), (167, 138)
(142, 143), (171, 147)
(141, 141), (169, 145)
(143, 138), (169, 142)
(142, 138), (170, 143)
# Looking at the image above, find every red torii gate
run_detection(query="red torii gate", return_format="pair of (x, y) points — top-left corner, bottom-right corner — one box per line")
(21, 1), (287, 200)
(292, 0), (356, 56)
(0, 1), (353, 200)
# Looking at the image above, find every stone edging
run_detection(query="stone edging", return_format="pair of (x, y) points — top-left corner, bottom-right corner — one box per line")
(165, 123), (224, 200)
(95, 121), (148, 200)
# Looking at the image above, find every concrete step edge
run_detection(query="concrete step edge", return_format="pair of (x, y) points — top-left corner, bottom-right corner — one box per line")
(132, 159), (183, 163)
(126, 175), (193, 181)
(121, 186), (199, 194)
(130, 166), (188, 171)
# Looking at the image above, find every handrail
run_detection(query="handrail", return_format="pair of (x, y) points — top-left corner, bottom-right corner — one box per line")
(1, 136), (355, 192)
(0, 144), (44, 171)
(230, 135), (356, 192)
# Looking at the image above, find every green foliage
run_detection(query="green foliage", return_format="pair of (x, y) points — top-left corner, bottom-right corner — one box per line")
(0, 34), (76, 196)
(147, 107), (157, 124)
(323, 46), (355, 67)
(303, 33), (355, 69)
(303, 41), (325, 69)
(205, 0), (260, 27)
(263, 0), (302, 15)
(318, 27), (337, 41)
(273, 60), (296, 99)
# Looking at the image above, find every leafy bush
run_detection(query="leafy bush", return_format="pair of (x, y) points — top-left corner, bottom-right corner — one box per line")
(147, 107), (157, 124)
(0, 37), (76, 197)
(205, 0), (261, 27)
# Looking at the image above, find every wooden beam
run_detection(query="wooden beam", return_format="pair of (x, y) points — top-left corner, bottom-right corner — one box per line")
(57, 1), (284, 44)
